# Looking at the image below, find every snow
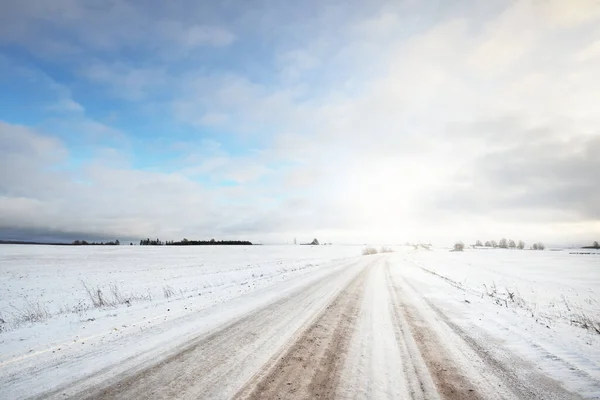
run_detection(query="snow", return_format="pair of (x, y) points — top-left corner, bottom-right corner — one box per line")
(0, 244), (360, 398)
(390, 247), (600, 398)
(1, 244), (599, 398)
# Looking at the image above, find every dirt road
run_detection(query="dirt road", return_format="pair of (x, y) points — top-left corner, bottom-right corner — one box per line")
(42, 255), (578, 399)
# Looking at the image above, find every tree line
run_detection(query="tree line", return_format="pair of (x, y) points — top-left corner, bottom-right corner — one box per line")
(582, 241), (599, 249)
(472, 239), (545, 250)
(140, 238), (252, 246)
(72, 240), (120, 246)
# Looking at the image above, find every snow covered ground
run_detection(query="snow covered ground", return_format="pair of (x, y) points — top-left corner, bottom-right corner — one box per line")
(0, 244), (360, 397)
(0, 244), (599, 399)
(394, 246), (600, 397)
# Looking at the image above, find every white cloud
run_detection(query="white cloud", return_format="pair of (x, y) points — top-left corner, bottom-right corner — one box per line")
(161, 22), (235, 48)
(48, 98), (85, 113)
(80, 62), (167, 100)
(0, 0), (235, 60)
(163, 1), (600, 243)
(2, 1), (600, 244)
(200, 112), (229, 125)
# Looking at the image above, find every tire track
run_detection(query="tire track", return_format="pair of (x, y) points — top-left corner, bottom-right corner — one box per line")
(48, 259), (367, 400)
(236, 258), (374, 399)
(390, 268), (581, 400)
(386, 263), (482, 400)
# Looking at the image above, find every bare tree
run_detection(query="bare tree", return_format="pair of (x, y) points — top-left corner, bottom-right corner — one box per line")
(508, 239), (516, 249)
(453, 241), (465, 252)
(484, 241), (492, 247)
(475, 240), (483, 247)
(491, 240), (498, 248)
(499, 238), (508, 249)
(517, 240), (525, 250)
(532, 242), (545, 250)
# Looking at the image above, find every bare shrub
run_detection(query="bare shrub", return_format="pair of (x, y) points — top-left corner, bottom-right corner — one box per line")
(163, 285), (175, 299)
(109, 284), (125, 304)
(380, 246), (394, 253)
(82, 281), (151, 309)
(0, 312), (6, 332)
(532, 242), (545, 250)
(571, 313), (600, 335)
(452, 242), (464, 252)
(362, 247), (378, 255)
(82, 281), (107, 307)
(10, 300), (51, 325)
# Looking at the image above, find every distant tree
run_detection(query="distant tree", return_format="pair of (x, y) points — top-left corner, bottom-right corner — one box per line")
(73, 240), (81, 245)
(210, 238), (216, 243)
(517, 240), (525, 250)
(475, 240), (483, 247)
(491, 240), (498, 248)
(166, 239), (252, 246)
(499, 238), (508, 249)
(508, 239), (516, 249)
(453, 241), (465, 252)
(594, 241), (599, 249)
(532, 243), (538, 250)
(115, 239), (120, 246)
(537, 242), (545, 250)
(484, 241), (492, 247)
(130, 242), (133, 246)
(311, 238), (320, 245)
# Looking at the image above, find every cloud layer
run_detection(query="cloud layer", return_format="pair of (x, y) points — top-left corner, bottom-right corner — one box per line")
(1, 1), (599, 244)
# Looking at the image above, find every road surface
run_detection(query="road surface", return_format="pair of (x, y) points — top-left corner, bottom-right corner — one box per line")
(36, 255), (578, 399)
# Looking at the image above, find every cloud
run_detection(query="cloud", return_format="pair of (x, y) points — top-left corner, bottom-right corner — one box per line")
(164, 1), (600, 242)
(0, 55), (85, 114)
(429, 119), (600, 221)
(2, 1), (600, 244)
(0, 122), (277, 242)
(160, 22), (235, 49)
(0, 0), (235, 60)
(79, 62), (167, 100)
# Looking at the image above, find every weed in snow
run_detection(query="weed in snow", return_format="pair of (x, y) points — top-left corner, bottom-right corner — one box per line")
(163, 285), (175, 299)
(82, 281), (152, 309)
(362, 247), (378, 255)
(9, 299), (51, 327)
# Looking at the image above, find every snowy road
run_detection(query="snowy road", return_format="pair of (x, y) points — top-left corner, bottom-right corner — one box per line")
(20, 254), (583, 399)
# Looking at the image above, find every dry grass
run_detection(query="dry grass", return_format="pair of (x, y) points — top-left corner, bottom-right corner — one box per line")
(82, 281), (152, 308)
(163, 285), (175, 299)
(452, 242), (465, 252)
(9, 299), (51, 326)
(362, 247), (378, 256)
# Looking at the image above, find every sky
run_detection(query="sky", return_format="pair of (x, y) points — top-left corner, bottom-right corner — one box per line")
(0, 0), (599, 246)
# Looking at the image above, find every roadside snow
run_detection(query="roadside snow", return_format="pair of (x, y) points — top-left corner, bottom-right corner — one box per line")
(391, 247), (600, 398)
(1, 245), (599, 398)
(0, 244), (360, 398)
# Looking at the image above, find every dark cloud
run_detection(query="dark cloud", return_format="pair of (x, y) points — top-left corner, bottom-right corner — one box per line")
(429, 119), (600, 222)
(0, 225), (136, 244)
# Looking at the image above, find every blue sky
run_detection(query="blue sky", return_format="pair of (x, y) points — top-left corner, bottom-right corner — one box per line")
(1, 0), (599, 244)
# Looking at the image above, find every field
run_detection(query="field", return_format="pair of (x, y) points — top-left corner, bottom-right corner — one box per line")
(0, 245), (599, 399)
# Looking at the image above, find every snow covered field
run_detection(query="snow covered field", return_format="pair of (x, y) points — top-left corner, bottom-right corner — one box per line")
(0, 244), (361, 397)
(393, 247), (600, 397)
(0, 244), (360, 326)
(0, 244), (599, 399)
